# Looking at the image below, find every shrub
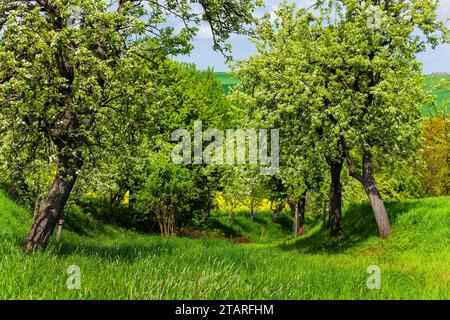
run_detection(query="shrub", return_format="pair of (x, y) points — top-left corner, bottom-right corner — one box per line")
(135, 161), (210, 236)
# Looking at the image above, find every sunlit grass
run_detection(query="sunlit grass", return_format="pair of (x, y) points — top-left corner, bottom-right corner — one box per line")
(0, 190), (448, 299)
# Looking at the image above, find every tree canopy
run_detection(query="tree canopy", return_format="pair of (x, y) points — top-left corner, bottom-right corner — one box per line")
(231, 0), (448, 237)
(0, 0), (260, 250)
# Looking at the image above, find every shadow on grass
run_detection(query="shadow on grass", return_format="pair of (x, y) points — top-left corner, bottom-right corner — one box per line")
(205, 211), (293, 240)
(279, 199), (424, 254)
(64, 215), (115, 237)
(274, 213), (294, 234)
(205, 218), (241, 238)
(232, 218), (259, 234)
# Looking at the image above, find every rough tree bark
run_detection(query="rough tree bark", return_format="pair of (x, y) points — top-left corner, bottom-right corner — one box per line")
(23, 155), (82, 251)
(329, 160), (343, 237)
(344, 148), (391, 238)
(361, 153), (391, 238)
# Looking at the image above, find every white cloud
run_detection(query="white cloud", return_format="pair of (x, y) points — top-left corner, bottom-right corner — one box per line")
(196, 23), (213, 40)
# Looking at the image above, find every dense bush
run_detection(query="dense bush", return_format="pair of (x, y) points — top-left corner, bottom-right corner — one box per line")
(135, 161), (212, 236)
(419, 116), (450, 196)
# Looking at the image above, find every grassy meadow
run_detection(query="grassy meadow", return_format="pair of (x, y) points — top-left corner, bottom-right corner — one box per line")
(1, 0), (449, 304)
(0, 75), (448, 301)
(1, 190), (449, 300)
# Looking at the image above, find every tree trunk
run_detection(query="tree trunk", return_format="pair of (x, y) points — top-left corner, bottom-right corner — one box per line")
(56, 219), (65, 242)
(271, 202), (282, 221)
(296, 194), (307, 236)
(271, 202), (276, 221)
(329, 161), (343, 237)
(361, 153), (391, 238)
(344, 147), (392, 238)
(23, 158), (81, 251)
(288, 201), (296, 229)
(322, 200), (328, 227)
(289, 193), (307, 237)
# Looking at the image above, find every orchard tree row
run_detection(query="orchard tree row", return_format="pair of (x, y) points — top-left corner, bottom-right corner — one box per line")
(0, 0), (448, 251)
(229, 0), (448, 237)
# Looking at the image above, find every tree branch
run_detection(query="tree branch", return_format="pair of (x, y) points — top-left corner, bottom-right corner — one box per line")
(341, 138), (364, 182)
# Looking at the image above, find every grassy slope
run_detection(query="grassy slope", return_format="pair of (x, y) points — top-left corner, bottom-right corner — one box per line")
(216, 73), (450, 115)
(204, 211), (293, 244)
(214, 72), (240, 94)
(0, 190), (449, 299)
(424, 74), (450, 116)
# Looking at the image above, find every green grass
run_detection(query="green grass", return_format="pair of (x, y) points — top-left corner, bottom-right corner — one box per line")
(424, 74), (450, 116)
(204, 211), (293, 243)
(0, 190), (449, 299)
(214, 72), (240, 94)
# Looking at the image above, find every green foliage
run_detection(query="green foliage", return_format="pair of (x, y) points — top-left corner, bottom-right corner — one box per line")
(341, 164), (424, 205)
(217, 72), (450, 117)
(0, 158), (54, 208)
(75, 61), (230, 206)
(234, 0), (447, 167)
(229, 1), (447, 232)
(418, 116), (450, 196)
(63, 203), (120, 237)
(0, 0), (448, 299)
(0, 1), (260, 247)
(134, 160), (210, 235)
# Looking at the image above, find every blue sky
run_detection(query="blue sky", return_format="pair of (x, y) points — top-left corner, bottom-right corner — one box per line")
(175, 0), (450, 74)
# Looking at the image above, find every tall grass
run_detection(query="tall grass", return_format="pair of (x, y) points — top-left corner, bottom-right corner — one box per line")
(0, 190), (449, 299)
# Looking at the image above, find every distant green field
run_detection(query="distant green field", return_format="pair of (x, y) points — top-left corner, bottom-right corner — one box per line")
(215, 72), (240, 94)
(216, 73), (450, 116)
(424, 74), (450, 116)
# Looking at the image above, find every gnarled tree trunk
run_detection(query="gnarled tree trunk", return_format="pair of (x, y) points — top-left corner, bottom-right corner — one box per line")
(344, 147), (391, 238)
(23, 156), (82, 251)
(329, 161), (343, 237)
(361, 153), (391, 238)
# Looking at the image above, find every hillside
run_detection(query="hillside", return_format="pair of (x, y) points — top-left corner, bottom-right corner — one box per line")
(1, 190), (449, 299)
(216, 73), (450, 115)
(214, 72), (240, 94)
(424, 74), (450, 116)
